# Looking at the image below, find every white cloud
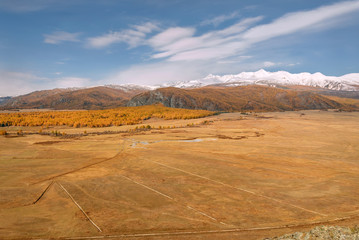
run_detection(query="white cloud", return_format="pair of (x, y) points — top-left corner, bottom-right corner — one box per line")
(242, 0), (359, 43)
(133, 22), (160, 34)
(0, 0), (56, 12)
(0, 70), (92, 96)
(148, 27), (195, 49)
(103, 61), (205, 86)
(148, 0), (359, 62)
(287, 62), (300, 67)
(150, 17), (262, 60)
(44, 31), (81, 44)
(263, 61), (276, 67)
(87, 31), (125, 48)
(54, 77), (91, 88)
(214, 16), (264, 36)
(200, 11), (240, 26)
(86, 1), (359, 63)
(87, 22), (160, 48)
(103, 59), (303, 87)
(0, 71), (47, 96)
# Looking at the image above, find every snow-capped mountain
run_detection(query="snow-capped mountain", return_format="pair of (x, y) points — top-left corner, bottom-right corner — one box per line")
(171, 69), (359, 91)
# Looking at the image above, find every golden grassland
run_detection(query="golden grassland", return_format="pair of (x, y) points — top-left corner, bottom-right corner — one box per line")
(0, 104), (214, 129)
(1, 110), (359, 239)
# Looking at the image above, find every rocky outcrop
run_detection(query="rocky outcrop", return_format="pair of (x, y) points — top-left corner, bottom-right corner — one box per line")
(264, 225), (359, 240)
(0, 97), (11, 105)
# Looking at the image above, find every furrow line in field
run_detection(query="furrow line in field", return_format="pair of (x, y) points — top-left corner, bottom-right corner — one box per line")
(57, 182), (102, 233)
(119, 174), (232, 227)
(149, 160), (326, 217)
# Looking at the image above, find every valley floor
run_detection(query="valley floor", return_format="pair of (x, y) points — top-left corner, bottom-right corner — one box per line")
(1, 110), (359, 239)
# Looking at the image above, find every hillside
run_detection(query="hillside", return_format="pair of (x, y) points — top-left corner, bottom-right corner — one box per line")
(127, 85), (353, 112)
(0, 86), (147, 110)
(2, 84), (358, 112)
(0, 97), (11, 104)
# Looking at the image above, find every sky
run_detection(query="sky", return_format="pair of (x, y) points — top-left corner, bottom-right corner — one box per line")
(1, 0), (359, 96)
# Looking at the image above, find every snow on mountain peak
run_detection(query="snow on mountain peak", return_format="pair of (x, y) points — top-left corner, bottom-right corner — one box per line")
(102, 70), (359, 91)
(172, 70), (359, 91)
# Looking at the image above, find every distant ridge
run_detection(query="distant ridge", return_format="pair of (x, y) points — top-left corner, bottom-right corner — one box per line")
(1, 70), (359, 111)
(127, 85), (353, 112)
(171, 69), (359, 91)
(0, 86), (148, 110)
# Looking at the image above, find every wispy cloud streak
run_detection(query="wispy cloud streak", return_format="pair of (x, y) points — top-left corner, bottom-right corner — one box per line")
(86, 22), (160, 48)
(44, 31), (81, 44)
(152, 0), (359, 61)
(200, 11), (240, 26)
(0, 0), (56, 12)
(86, 1), (359, 61)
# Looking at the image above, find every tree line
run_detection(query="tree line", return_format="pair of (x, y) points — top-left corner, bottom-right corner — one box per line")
(0, 105), (214, 128)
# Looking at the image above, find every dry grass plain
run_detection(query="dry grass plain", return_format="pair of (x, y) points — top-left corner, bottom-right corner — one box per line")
(1, 110), (359, 240)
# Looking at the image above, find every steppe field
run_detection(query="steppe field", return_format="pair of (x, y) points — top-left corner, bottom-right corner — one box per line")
(1, 110), (359, 240)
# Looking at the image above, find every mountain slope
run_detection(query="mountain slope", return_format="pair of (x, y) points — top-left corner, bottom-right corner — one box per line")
(127, 85), (351, 112)
(1, 86), (147, 110)
(0, 97), (11, 104)
(0, 88), (75, 109)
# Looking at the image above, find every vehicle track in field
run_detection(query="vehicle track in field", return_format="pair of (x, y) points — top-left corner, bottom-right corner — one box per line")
(30, 211), (359, 240)
(147, 160), (327, 217)
(32, 181), (54, 204)
(120, 174), (235, 227)
(57, 182), (103, 233)
(65, 181), (222, 227)
(30, 139), (128, 185)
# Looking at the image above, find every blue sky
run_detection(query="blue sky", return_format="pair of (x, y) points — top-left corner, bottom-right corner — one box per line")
(1, 0), (359, 96)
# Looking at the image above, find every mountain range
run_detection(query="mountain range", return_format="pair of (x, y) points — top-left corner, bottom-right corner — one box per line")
(170, 69), (359, 91)
(127, 85), (351, 112)
(1, 70), (358, 111)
